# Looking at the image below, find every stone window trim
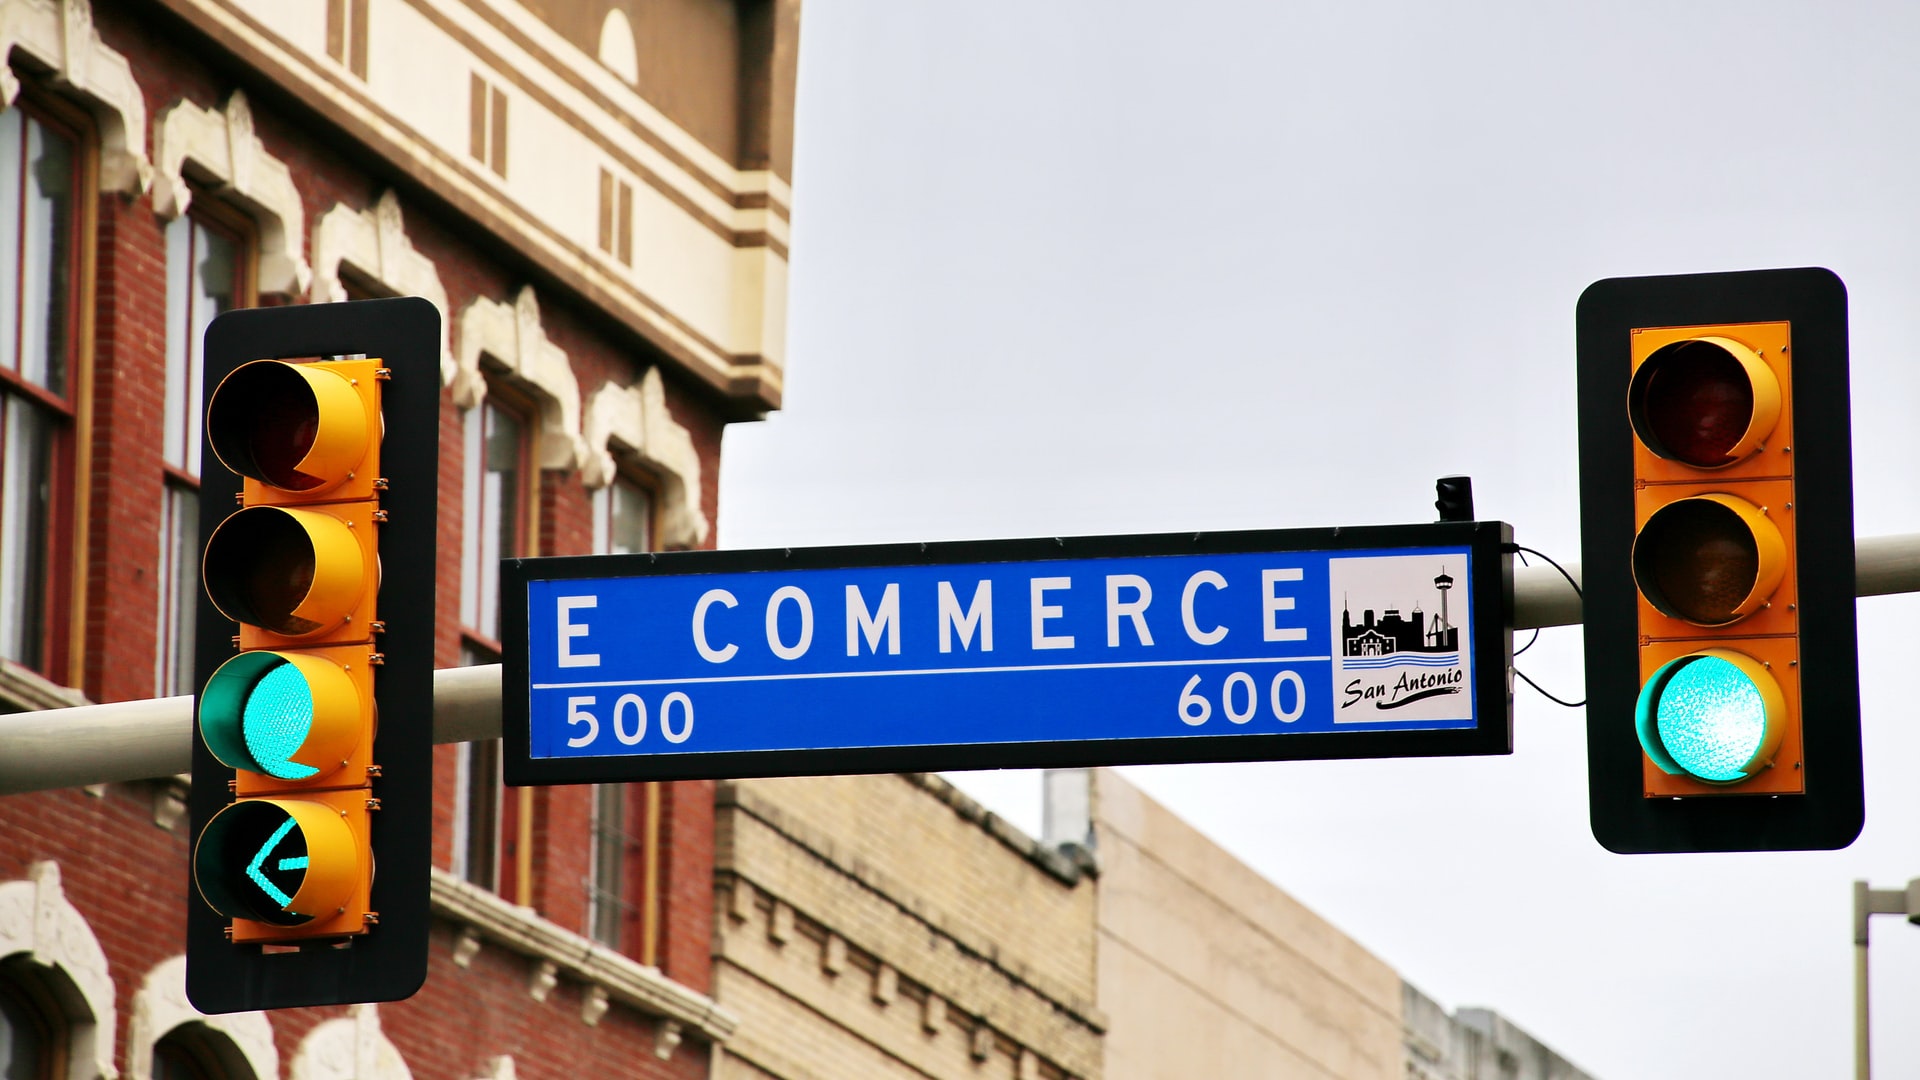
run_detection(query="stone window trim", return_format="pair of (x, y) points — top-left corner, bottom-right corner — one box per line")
(310, 191), (456, 388)
(453, 287), (589, 472)
(126, 955), (276, 1080)
(0, 861), (117, 1080)
(288, 1004), (411, 1080)
(581, 369), (709, 550)
(151, 90), (311, 298)
(431, 867), (737, 1051)
(0, 654), (88, 712)
(0, 0), (150, 196)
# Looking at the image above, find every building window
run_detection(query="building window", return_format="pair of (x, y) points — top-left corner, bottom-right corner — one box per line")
(0, 103), (80, 681)
(0, 966), (63, 1080)
(588, 472), (656, 957)
(158, 210), (250, 697)
(455, 392), (532, 891)
(597, 168), (632, 266)
(586, 782), (625, 948)
(327, 0), (369, 79)
(592, 474), (651, 556)
(151, 1026), (222, 1080)
(469, 75), (507, 178)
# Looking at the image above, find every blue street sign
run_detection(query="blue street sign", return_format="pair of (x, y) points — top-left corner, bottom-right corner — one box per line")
(503, 523), (1513, 785)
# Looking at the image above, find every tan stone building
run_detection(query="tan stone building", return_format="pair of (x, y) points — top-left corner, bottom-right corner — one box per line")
(708, 768), (1595, 1080)
(711, 774), (1103, 1080)
(1045, 768), (1597, 1080)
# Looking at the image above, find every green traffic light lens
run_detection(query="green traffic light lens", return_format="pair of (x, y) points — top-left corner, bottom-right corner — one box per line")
(1656, 656), (1765, 782)
(200, 651), (368, 783)
(1635, 652), (1783, 784)
(244, 662), (319, 780)
(193, 800), (315, 925)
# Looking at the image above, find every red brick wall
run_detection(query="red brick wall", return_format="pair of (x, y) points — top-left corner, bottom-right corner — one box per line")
(0, 785), (712, 1080)
(0, 3), (739, 1075)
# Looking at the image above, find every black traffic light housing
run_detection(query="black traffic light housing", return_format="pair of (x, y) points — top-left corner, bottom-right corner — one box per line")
(186, 298), (440, 1011)
(1576, 267), (1861, 854)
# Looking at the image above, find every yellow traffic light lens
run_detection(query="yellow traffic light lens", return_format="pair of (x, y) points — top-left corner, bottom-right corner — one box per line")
(204, 506), (367, 637)
(201, 651), (367, 781)
(1628, 337), (1781, 468)
(207, 360), (370, 493)
(1632, 494), (1787, 625)
(194, 798), (360, 925)
(1635, 649), (1786, 784)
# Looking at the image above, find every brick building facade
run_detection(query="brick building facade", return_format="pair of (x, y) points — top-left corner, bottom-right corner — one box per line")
(0, 0), (797, 1077)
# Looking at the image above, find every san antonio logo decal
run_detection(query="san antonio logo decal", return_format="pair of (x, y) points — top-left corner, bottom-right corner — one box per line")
(1326, 554), (1474, 724)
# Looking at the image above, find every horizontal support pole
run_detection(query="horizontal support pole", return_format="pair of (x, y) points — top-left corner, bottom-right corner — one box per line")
(4, 533), (1920, 794)
(1510, 531), (1920, 630)
(0, 664), (502, 796)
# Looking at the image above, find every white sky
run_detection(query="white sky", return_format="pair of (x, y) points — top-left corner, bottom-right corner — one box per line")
(719, 4), (1920, 1076)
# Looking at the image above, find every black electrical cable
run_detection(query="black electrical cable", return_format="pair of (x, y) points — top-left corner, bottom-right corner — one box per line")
(1504, 543), (1586, 707)
(1515, 667), (1586, 708)
(1510, 543), (1582, 600)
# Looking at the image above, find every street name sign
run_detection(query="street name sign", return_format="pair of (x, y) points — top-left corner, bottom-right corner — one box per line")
(502, 522), (1514, 785)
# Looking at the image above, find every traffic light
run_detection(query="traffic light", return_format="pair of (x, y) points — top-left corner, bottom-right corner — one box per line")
(186, 298), (440, 1012)
(1576, 268), (1861, 853)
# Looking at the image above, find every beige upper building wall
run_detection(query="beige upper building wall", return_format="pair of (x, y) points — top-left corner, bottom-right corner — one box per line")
(1073, 769), (1405, 1080)
(714, 774), (1104, 1080)
(157, 0), (796, 413)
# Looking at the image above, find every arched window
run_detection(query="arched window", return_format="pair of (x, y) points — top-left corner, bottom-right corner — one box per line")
(0, 960), (65, 1080)
(150, 1025), (222, 1080)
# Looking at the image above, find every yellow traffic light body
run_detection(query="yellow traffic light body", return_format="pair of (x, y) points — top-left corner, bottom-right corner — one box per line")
(1625, 320), (1804, 797)
(195, 791), (373, 943)
(195, 356), (386, 946)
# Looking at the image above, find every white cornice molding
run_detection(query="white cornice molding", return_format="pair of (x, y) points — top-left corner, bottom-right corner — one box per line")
(0, 862), (119, 1080)
(126, 955), (277, 1080)
(152, 90), (311, 297)
(454, 287), (589, 471)
(313, 191), (456, 386)
(289, 1005), (412, 1080)
(0, 0), (150, 194)
(429, 868), (738, 1047)
(582, 368), (709, 549)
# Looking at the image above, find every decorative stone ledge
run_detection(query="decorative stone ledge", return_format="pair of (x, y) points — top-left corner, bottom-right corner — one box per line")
(151, 91), (311, 297)
(453, 287), (590, 472)
(429, 868), (737, 1046)
(311, 192), (456, 387)
(901, 773), (1098, 883)
(0, 656), (88, 713)
(0, 0), (151, 194)
(127, 955), (277, 1080)
(0, 861), (118, 1079)
(581, 368), (709, 549)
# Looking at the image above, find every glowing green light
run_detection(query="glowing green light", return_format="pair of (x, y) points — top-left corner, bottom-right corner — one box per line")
(1654, 655), (1768, 782)
(246, 815), (300, 907)
(243, 662), (318, 779)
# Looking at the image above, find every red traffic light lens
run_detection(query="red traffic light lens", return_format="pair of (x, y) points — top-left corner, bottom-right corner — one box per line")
(1628, 338), (1779, 468)
(209, 361), (324, 489)
(1631, 494), (1786, 626)
(207, 360), (371, 493)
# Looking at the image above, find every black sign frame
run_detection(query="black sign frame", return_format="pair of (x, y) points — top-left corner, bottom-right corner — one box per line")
(502, 520), (1514, 786)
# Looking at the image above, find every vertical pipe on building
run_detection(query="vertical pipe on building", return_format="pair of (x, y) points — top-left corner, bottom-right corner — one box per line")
(642, 781), (662, 966)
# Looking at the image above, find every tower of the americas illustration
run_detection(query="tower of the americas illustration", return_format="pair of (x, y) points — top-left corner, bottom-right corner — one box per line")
(1432, 567), (1454, 645)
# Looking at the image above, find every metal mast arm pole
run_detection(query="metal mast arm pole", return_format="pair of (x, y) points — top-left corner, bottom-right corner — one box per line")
(5, 533), (1920, 794)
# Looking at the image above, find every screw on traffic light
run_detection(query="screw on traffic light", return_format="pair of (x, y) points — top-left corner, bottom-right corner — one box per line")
(1576, 267), (1862, 854)
(186, 298), (439, 1013)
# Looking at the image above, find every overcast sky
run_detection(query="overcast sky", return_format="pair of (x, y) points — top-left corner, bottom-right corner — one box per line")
(718, 4), (1920, 1076)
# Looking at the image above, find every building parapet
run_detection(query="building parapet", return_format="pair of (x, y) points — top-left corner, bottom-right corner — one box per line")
(430, 867), (738, 1054)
